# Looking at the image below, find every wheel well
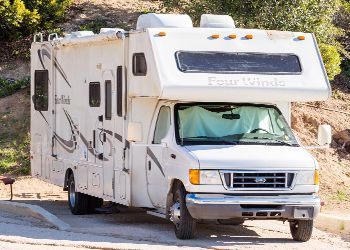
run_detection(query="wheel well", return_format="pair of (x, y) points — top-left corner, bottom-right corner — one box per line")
(63, 168), (73, 191)
(170, 179), (182, 195)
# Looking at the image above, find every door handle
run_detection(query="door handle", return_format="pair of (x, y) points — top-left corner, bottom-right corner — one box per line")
(98, 115), (103, 122)
(98, 130), (104, 144)
(148, 161), (151, 171)
(103, 132), (106, 143)
(93, 130), (96, 148)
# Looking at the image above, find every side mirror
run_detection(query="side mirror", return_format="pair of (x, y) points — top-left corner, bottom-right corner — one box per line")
(127, 122), (142, 142)
(317, 124), (332, 147)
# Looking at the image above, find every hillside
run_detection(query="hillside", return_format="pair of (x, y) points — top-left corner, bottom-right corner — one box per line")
(292, 79), (350, 212)
(0, 0), (349, 213)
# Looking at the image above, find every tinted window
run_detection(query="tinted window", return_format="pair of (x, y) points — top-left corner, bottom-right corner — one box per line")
(175, 51), (302, 74)
(89, 82), (100, 107)
(105, 80), (112, 120)
(34, 70), (49, 111)
(153, 106), (171, 144)
(117, 66), (123, 117)
(132, 53), (147, 76)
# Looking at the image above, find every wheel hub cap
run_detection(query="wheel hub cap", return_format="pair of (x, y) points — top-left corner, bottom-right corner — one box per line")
(170, 202), (181, 225)
(69, 180), (76, 207)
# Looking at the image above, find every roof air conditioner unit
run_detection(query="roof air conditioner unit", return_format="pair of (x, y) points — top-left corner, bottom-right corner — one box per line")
(200, 14), (235, 28)
(136, 13), (193, 29)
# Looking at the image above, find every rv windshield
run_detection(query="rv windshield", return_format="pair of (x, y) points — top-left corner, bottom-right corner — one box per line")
(175, 103), (298, 146)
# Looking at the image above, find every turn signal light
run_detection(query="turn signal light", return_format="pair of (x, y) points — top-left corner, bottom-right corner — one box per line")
(297, 35), (305, 40)
(158, 31), (166, 37)
(211, 34), (220, 39)
(228, 34), (237, 39)
(314, 169), (319, 185)
(245, 34), (253, 39)
(189, 169), (200, 185)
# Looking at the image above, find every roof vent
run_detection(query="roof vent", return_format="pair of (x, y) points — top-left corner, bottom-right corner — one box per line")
(67, 31), (94, 38)
(136, 13), (193, 29)
(200, 14), (235, 28)
(99, 28), (125, 34)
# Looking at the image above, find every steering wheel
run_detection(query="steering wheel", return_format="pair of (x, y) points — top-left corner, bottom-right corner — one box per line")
(250, 128), (270, 134)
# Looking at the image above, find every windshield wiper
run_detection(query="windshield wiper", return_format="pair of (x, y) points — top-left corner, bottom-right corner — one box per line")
(182, 136), (238, 145)
(259, 137), (297, 146)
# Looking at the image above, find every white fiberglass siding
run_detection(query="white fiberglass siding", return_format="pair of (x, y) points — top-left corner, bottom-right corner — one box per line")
(143, 28), (330, 102)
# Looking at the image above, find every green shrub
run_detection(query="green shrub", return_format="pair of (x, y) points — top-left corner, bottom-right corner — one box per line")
(319, 44), (342, 81)
(0, 0), (71, 40)
(0, 0), (39, 39)
(0, 77), (30, 98)
(24, 0), (71, 29)
(0, 132), (30, 175)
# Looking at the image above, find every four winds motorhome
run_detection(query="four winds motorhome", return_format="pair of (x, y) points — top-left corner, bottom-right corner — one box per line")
(31, 13), (332, 240)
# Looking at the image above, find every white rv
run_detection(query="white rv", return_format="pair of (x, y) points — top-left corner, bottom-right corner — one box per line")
(31, 14), (332, 240)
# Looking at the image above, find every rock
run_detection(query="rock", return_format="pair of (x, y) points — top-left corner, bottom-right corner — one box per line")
(333, 129), (350, 145)
(345, 141), (350, 154)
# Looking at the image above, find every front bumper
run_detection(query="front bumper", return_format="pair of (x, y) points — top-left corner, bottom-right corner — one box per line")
(186, 193), (320, 220)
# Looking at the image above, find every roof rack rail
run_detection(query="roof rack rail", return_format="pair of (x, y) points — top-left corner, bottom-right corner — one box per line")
(33, 33), (43, 43)
(48, 33), (58, 41)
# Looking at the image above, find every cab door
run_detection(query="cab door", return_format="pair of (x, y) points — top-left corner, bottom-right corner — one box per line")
(146, 106), (171, 208)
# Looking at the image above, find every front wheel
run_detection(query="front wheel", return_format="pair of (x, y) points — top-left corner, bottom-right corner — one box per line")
(289, 220), (314, 242)
(170, 183), (196, 239)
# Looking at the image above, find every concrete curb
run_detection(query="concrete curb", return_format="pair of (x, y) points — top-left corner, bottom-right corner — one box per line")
(316, 213), (350, 234)
(0, 200), (70, 230)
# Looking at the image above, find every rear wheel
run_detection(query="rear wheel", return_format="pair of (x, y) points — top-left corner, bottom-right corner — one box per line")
(67, 174), (89, 215)
(170, 183), (196, 239)
(289, 220), (314, 242)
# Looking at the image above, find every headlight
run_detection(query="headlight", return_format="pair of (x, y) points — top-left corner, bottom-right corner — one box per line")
(189, 170), (222, 185)
(296, 170), (318, 185)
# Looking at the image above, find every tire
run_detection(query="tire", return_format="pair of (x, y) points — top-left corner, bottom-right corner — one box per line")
(218, 218), (245, 226)
(88, 196), (104, 213)
(67, 174), (89, 215)
(170, 183), (196, 239)
(289, 220), (314, 242)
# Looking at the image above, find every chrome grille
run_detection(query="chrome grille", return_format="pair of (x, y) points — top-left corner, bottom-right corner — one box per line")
(221, 171), (295, 190)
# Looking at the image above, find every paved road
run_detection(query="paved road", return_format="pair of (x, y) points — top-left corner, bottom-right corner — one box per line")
(0, 199), (349, 249)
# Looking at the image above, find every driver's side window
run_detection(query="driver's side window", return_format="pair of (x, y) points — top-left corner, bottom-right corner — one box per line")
(153, 106), (171, 144)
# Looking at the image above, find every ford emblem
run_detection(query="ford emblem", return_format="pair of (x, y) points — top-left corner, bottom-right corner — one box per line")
(255, 177), (266, 183)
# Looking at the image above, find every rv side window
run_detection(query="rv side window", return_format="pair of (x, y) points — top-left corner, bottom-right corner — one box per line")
(105, 80), (112, 120)
(132, 53), (147, 76)
(89, 82), (101, 107)
(117, 66), (123, 117)
(153, 106), (171, 144)
(34, 70), (49, 111)
(175, 51), (302, 74)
